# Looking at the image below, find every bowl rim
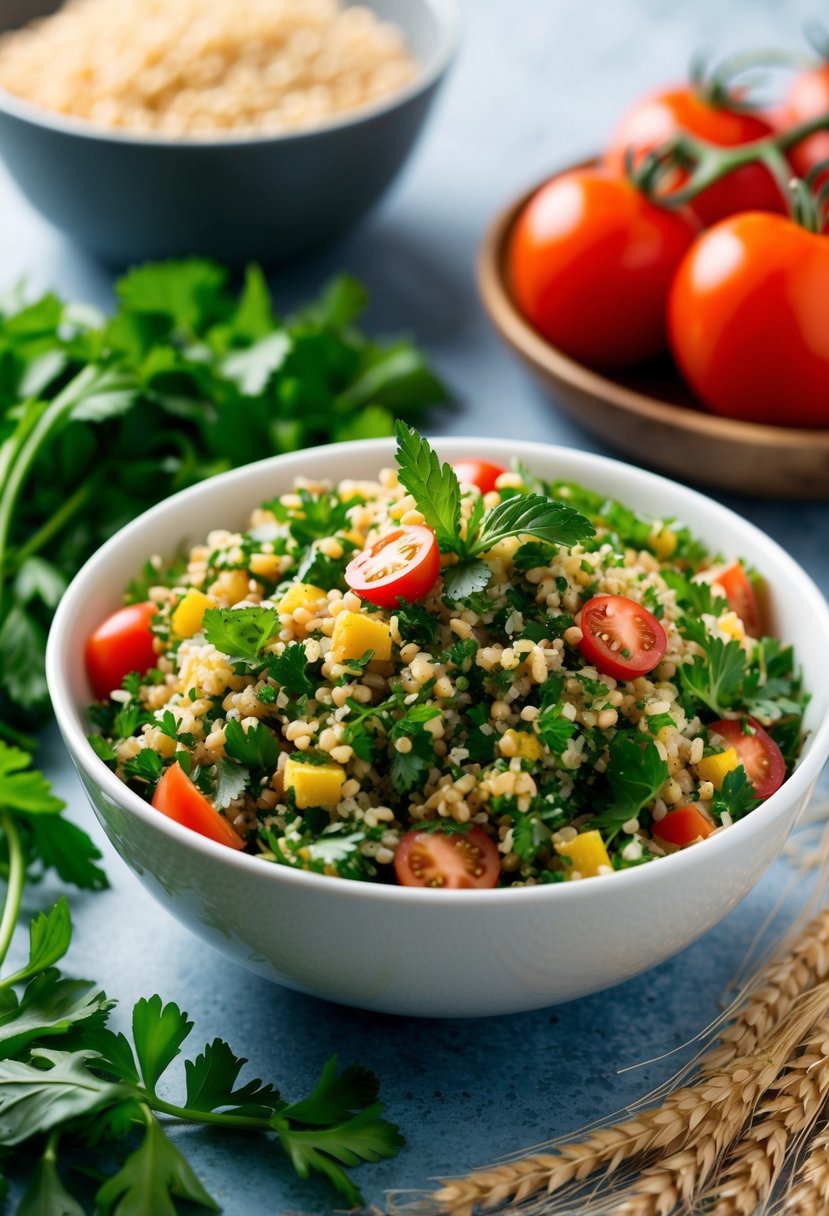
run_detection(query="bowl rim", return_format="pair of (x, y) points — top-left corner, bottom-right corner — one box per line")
(46, 434), (829, 907)
(478, 171), (829, 449)
(0, 0), (460, 148)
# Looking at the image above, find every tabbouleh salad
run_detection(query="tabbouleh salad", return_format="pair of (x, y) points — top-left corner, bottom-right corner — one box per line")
(87, 426), (806, 888)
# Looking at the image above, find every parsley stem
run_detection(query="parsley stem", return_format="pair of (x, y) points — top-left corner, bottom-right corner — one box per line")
(6, 478), (94, 573)
(147, 1094), (273, 1131)
(0, 809), (25, 972)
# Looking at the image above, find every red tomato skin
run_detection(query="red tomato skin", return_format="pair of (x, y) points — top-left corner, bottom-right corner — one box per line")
(85, 602), (157, 701)
(705, 562), (762, 637)
(394, 827), (500, 889)
(707, 717), (786, 801)
(605, 86), (785, 226)
(577, 595), (668, 681)
(652, 806), (715, 847)
(345, 525), (440, 609)
(782, 66), (829, 191)
(509, 170), (699, 369)
(668, 213), (829, 428)
(452, 460), (506, 495)
(152, 762), (245, 850)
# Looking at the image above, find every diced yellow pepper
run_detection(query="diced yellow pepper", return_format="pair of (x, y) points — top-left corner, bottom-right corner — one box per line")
(330, 611), (392, 663)
(250, 552), (282, 581)
(717, 611), (745, 643)
(277, 582), (327, 615)
(556, 830), (612, 879)
(696, 747), (739, 790)
(284, 757), (346, 809)
(171, 589), (214, 638)
(649, 525), (678, 560)
(501, 728), (543, 761)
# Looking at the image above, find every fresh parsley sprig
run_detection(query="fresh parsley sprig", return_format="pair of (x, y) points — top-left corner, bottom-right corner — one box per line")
(394, 423), (595, 599)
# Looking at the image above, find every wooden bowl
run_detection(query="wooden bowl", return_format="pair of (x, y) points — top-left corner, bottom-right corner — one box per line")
(478, 176), (829, 499)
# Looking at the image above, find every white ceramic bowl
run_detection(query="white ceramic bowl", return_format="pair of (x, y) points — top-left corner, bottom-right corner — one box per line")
(46, 438), (829, 1017)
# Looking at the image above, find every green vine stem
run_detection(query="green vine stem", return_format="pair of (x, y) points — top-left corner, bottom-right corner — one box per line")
(690, 48), (812, 111)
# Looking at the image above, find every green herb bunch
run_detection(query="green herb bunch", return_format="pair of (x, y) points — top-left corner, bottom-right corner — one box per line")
(0, 261), (447, 738)
(0, 745), (402, 1211)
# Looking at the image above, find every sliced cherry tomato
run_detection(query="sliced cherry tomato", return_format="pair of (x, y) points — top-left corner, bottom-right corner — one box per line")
(707, 717), (786, 801)
(452, 460), (506, 495)
(394, 826), (500, 889)
(577, 595), (668, 681)
(345, 525), (440, 609)
(652, 806), (715, 848)
(152, 761), (245, 850)
(509, 169), (699, 369)
(85, 602), (157, 701)
(701, 561), (762, 637)
(668, 212), (829, 428)
(605, 86), (786, 226)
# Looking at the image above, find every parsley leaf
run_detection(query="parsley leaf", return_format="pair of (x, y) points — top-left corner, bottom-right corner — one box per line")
(96, 1110), (220, 1216)
(0, 745), (63, 815)
(184, 1039), (281, 1118)
(394, 421), (463, 555)
(202, 606), (280, 666)
(680, 637), (746, 717)
(442, 559), (491, 600)
(536, 704), (576, 754)
(0, 1047), (124, 1144)
(469, 492), (595, 555)
(595, 734), (668, 837)
(267, 643), (316, 697)
(711, 767), (760, 824)
(213, 758), (249, 810)
(224, 718), (279, 771)
(131, 995), (193, 1096)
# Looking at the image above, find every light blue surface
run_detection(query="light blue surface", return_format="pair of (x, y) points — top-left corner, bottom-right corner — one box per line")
(2, 0), (829, 1210)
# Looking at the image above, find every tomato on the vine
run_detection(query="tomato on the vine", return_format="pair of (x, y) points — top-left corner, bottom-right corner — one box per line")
(782, 65), (829, 191)
(394, 827), (501, 889)
(152, 762), (246, 850)
(509, 170), (699, 369)
(577, 595), (668, 681)
(345, 524), (440, 609)
(668, 212), (829, 427)
(452, 459), (505, 495)
(605, 86), (785, 226)
(85, 602), (157, 701)
(707, 718), (786, 800)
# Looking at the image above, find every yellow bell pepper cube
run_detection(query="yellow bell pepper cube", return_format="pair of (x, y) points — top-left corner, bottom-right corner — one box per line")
(277, 583), (327, 615)
(696, 747), (739, 790)
(501, 728), (543, 761)
(330, 611), (392, 664)
(171, 589), (214, 638)
(284, 757), (346, 809)
(648, 525), (678, 560)
(556, 830), (612, 879)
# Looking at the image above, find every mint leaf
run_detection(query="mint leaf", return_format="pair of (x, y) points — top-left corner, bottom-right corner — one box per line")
(394, 421), (463, 555)
(131, 996), (193, 1095)
(470, 493), (595, 555)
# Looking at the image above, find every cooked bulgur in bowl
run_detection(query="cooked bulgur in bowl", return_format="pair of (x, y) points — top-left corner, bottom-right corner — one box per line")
(85, 426), (807, 891)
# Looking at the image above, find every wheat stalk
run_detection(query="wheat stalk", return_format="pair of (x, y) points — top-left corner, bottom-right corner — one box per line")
(779, 1120), (829, 1215)
(429, 989), (829, 1216)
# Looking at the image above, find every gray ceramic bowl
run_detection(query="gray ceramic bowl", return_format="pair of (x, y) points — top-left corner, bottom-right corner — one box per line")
(0, 0), (458, 265)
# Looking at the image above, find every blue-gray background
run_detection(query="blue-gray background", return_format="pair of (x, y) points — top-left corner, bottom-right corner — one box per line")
(3, 1), (828, 1211)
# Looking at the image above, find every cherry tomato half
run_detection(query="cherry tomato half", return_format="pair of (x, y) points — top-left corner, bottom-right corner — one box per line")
(394, 827), (500, 889)
(85, 602), (157, 701)
(509, 169), (699, 369)
(345, 525), (440, 609)
(452, 460), (506, 495)
(782, 65), (829, 193)
(605, 86), (785, 226)
(701, 561), (762, 638)
(577, 595), (668, 681)
(668, 213), (829, 428)
(152, 761), (245, 850)
(652, 806), (715, 848)
(707, 717), (786, 801)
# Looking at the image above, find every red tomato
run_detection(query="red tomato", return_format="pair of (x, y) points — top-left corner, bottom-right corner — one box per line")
(85, 602), (157, 701)
(668, 213), (829, 427)
(452, 460), (506, 495)
(707, 717), (786, 800)
(782, 66), (829, 192)
(577, 595), (668, 681)
(605, 86), (786, 226)
(652, 805), (716, 847)
(509, 170), (699, 369)
(152, 762), (245, 850)
(345, 525), (440, 609)
(394, 827), (500, 889)
(700, 561), (762, 637)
